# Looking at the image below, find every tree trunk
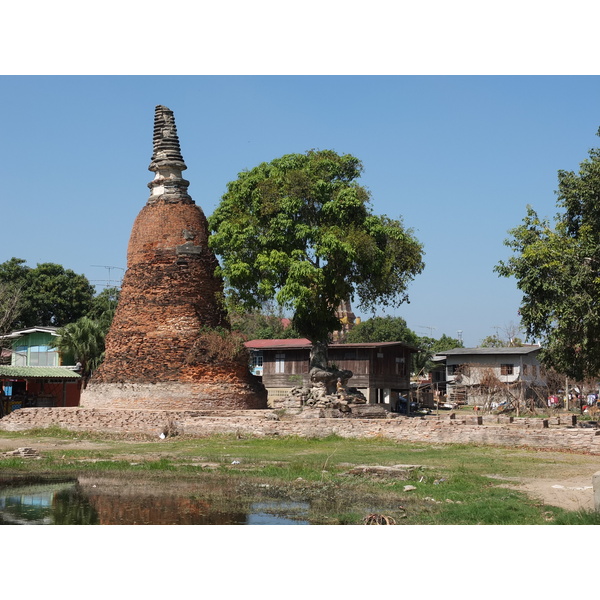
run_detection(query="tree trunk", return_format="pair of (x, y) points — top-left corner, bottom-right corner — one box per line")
(309, 340), (329, 370)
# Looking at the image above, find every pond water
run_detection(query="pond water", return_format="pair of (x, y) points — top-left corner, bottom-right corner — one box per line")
(0, 477), (311, 525)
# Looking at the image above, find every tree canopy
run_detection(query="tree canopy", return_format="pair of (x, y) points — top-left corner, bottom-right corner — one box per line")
(495, 130), (600, 379)
(346, 315), (419, 346)
(208, 150), (424, 368)
(479, 334), (523, 348)
(229, 302), (301, 341)
(345, 316), (462, 374)
(0, 258), (96, 329)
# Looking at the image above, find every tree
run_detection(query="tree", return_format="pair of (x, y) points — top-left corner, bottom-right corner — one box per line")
(209, 150), (424, 370)
(345, 315), (419, 345)
(0, 258), (96, 329)
(51, 317), (106, 383)
(495, 130), (600, 380)
(414, 333), (463, 375)
(480, 323), (524, 348)
(0, 282), (22, 361)
(0, 258), (28, 335)
(229, 303), (301, 341)
(480, 333), (523, 348)
(479, 335), (505, 348)
(88, 286), (120, 332)
(346, 320), (462, 375)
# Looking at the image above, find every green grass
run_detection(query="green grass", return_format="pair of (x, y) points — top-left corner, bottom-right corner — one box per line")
(1, 429), (598, 524)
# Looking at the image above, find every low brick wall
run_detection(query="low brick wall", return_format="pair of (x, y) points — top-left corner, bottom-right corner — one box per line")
(81, 382), (267, 411)
(1, 407), (600, 455)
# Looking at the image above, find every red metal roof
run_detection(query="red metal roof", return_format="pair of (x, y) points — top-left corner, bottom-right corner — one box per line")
(244, 339), (419, 351)
(244, 339), (311, 349)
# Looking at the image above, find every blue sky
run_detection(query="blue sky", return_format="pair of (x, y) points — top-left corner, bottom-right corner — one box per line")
(1, 75), (600, 346)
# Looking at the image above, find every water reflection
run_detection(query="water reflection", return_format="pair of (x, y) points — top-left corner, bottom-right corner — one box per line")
(248, 502), (310, 525)
(0, 477), (310, 525)
(0, 480), (98, 525)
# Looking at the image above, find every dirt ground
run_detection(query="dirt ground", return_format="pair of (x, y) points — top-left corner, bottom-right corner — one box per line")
(0, 435), (597, 512)
(510, 475), (595, 511)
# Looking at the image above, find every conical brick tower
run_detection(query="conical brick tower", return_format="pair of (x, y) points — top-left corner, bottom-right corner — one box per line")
(81, 105), (267, 410)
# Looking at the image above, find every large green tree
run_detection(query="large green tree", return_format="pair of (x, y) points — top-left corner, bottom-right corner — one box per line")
(0, 258), (95, 329)
(209, 150), (424, 369)
(346, 315), (419, 345)
(495, 130), (600, 380)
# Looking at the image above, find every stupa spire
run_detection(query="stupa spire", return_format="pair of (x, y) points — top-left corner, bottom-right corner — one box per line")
(147, 105), (191, 204)
(81, 104), (267, 411)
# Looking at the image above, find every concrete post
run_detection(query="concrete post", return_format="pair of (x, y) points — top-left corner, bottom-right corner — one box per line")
(593, 471), (600, 512)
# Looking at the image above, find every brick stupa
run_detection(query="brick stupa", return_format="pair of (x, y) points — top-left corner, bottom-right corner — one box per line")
(81, 105), (267, 410)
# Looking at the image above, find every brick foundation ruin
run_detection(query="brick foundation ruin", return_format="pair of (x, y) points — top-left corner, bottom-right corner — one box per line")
(81, 105), (267, 410)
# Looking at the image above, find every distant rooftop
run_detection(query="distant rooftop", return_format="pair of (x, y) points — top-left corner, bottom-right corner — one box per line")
(435, 345), (541, 357)
(244, 339), (420, 352)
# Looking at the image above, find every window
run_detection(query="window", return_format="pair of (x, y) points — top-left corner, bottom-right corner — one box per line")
(275, 353), (285, 374)
(14, 346), (27, 366)
(249, 351), (263, 375)
(29, 345), (59, 367)
(395, 356), (406, 375)
(500, 364), (514, 376)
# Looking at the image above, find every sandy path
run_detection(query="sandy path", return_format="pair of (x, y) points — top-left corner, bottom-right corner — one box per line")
(513, 475), (595, 511)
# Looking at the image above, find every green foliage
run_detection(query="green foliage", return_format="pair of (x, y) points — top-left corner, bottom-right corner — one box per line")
(414, 333), (464, 374)
(479, 334), (523, 348)
(496, 130), (600, 379)
(209, 150), (424, 355)
(51, 316), (107, 379)
(228, 302), (301, 340)
(346, 318), (462, 374)
(480, 334), (507, 348)
(0, 258), (95, 328)
(88, 287), (120, 331)
(346, 315), (419, 345)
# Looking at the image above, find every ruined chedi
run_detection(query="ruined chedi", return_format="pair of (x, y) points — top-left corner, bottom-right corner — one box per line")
(81, 105), (267, 410)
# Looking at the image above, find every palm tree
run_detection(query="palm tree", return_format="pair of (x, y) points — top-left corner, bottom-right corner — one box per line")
(52, 317), (106, 385)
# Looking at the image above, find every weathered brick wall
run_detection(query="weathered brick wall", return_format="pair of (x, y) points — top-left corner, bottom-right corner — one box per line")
(92, 200), (227, 384)
(84, 198), (267, 410)
(3, 408), (600, 455)
(81, 382), (267, 410)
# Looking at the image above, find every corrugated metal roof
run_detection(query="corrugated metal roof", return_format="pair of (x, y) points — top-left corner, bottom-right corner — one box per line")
(0, 366), (81, 379)
(0, 326), (59, 340)
(245, 338), (312, 349)
(435, 346), (541, 357)
(244, 339), (420, 352)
